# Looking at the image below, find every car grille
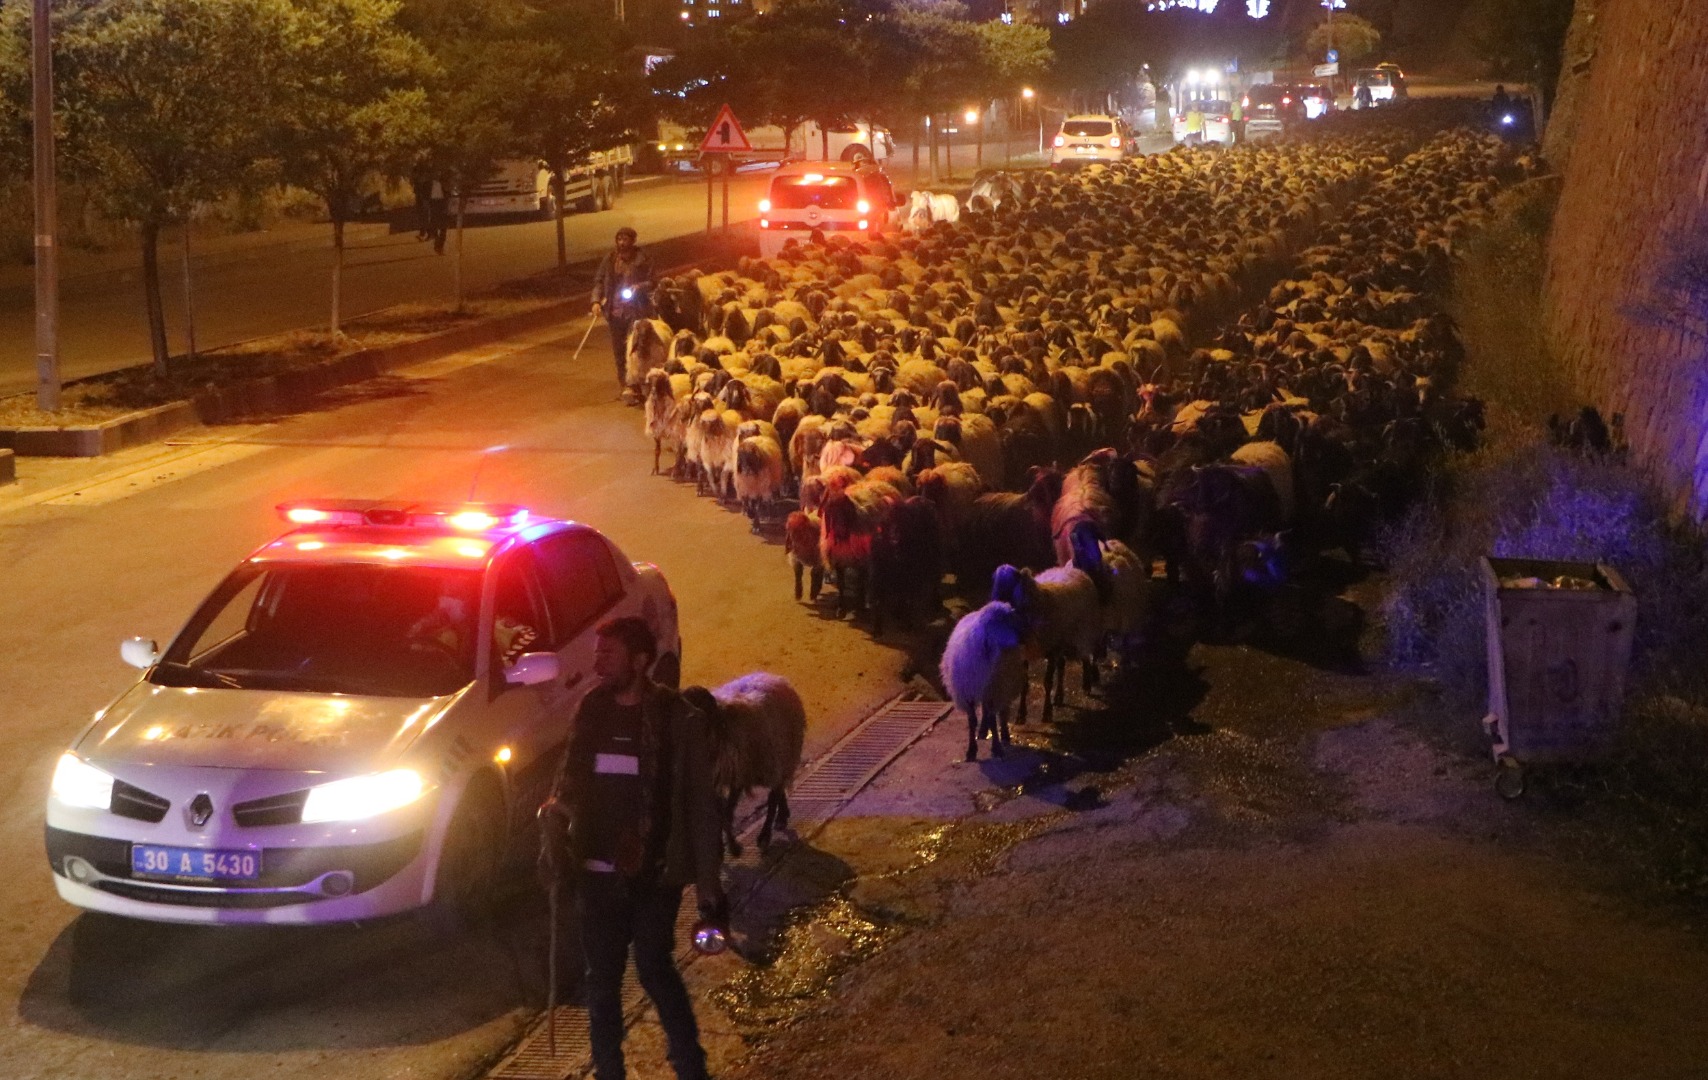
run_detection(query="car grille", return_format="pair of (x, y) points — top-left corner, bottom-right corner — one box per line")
(91, 880), (321, 908)
(110, 780), (170, 824)
(232, 790), (309, 827)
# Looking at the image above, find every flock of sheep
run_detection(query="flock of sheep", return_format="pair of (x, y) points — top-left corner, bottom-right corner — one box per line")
(632, 101), (1513, 766)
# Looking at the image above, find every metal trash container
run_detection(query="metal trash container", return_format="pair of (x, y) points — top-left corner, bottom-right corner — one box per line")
(1480, 557), (1637, 798)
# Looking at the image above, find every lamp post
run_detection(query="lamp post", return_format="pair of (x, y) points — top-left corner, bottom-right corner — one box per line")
(966, 108), (981, 172)
(32, 0), (60, 412)
(1023, 86), (1039, 156)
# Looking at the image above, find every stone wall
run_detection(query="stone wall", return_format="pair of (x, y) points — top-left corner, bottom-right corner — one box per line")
(1542, 0), (1708, 517)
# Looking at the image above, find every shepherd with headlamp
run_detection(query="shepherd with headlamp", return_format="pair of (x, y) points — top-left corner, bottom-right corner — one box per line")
(591, 226), (656, 405)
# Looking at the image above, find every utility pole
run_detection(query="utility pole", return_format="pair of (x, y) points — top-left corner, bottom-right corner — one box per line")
(32, 0), (60, 412)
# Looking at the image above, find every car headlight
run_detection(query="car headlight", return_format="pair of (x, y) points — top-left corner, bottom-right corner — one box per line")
(51, 753), (115, 810)
(300, 769), (426, 824)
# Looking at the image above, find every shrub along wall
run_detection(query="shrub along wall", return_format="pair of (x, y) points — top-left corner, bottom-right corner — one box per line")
(1542, 0), (1708, 519)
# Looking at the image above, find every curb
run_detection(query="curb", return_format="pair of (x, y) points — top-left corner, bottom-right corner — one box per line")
(0, 448), (12, 485)
(0, 401), (200, 458)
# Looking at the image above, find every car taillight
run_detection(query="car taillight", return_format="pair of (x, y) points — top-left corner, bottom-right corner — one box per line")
(1109, 136), (1121, 148)
(1053, 135), (1065, 147)
(858, 219), (869, 230)
(758, 198), (771, 212)
(857, 199), (870, 214)
(1282, 96), (1292, 105)
(760, 218), (769, 229)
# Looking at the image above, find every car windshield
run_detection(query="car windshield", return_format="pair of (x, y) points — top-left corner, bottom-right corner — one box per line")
(1248, 86), (1289, 104)
(771, 176), (858, 210)
(1201, 101), (1232, 118)
(1062, 120), (1114, 137)
(155, 562), (483, 698)
(1361, 71), (1393, 86)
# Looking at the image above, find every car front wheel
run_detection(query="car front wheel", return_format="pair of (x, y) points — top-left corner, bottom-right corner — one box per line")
(424, 776), (504, 935)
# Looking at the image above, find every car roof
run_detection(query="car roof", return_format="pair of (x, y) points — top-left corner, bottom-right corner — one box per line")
(774, 160), (868, 177)
(1062, 114), (1118, 122)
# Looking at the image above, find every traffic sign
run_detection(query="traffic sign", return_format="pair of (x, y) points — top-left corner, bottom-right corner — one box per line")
(1326, 48), (1339, 63)
(698, 104), (752, 154)
(1314, 62), (1340, 77)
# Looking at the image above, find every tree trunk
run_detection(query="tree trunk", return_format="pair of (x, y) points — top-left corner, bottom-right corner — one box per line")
(552, 166), (568, 270)
(330, 217), (344, 336)
(140, 221), (170, 378)
(180, 221), (197, 362)
(820, 122), (829, 161)
(912, 116), (922, 177)
(454, 192), (466, 312)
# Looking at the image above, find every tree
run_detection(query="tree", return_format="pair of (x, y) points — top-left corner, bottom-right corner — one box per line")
(403, 0), (528, 309)
(2, 0), (289, 376)
(499, 3), (649, 270)
(892, 3), (985, 180)
(274, 0), (435, 336)
(977, 20), (1051, 98)
(1470, 0), (1575, 115)
(1305, 13), (1380, 64)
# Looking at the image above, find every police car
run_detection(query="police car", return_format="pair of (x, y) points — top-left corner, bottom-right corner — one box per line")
(45, 501), (680, 925)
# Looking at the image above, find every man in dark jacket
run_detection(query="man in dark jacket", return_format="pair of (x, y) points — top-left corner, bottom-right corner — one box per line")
(590, 227), (656, 404)
(540, 616), (724, 1080)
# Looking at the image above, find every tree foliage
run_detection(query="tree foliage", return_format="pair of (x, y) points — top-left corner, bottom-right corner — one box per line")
(1469, 0), (1575, 108)
(1305, 13), (1381, 64)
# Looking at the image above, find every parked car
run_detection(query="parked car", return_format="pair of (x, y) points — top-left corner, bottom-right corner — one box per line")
(1353, 67), (1406, 107)
(1050, 114), (1131, 168)
(45, 500), (680, 925)
(758, 160), (897, 256)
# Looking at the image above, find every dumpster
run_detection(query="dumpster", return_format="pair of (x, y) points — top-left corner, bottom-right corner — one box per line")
(1480, 557), (1637, 798)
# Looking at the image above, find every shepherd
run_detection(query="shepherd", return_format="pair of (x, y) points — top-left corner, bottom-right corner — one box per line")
(592, 227), (656, 405)
(538, 617), (726, 1080)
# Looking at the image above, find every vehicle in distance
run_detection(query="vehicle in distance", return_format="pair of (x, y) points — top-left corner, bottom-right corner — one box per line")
(1353, 66), (1407, 107)
(1241, 84), (1306, 141)
(657, 119), (892, 170)
(758, 160), (897, 257)
(461, 148), (633, 219)
(1173, 100), (1235, 147)
(46, 501), (680, 925)
(1051, 114), (1131, 167)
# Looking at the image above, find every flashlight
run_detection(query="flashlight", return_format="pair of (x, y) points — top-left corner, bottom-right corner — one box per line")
(620, 287), (635, 301)
(691, 920), (727, 956)
(1501, 114), (1515, 126)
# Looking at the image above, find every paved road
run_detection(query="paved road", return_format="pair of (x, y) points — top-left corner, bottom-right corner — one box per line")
(0, 173), (770, 398)
(0, 321), (914, 1079)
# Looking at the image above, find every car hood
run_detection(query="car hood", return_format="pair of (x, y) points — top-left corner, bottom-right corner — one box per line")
(77, 682), (462, 772)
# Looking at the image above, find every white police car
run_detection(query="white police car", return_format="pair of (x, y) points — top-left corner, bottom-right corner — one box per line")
(46, 501), (680, 925)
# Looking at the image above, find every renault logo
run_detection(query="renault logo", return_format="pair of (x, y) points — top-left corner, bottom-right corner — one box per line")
(188, 793), (214, 828)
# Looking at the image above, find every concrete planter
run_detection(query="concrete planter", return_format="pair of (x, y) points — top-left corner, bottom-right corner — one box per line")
(0, 401), (200, 458)
(0, 299), (582, 456)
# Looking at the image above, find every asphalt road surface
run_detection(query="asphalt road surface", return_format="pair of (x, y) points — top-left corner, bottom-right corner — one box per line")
(0, 172), (769, 397)
(0, 319), (912, 1079)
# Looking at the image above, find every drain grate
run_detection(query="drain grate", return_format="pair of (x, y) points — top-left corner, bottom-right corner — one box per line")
(483, 692), (949, 1080)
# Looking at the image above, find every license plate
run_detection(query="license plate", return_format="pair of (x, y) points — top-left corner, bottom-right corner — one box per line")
(132, 844), (261, 882)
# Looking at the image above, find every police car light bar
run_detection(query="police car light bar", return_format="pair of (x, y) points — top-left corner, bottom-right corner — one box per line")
(277, 501), (532, 531)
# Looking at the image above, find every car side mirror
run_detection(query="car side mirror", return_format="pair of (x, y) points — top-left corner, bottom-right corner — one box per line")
(505, 652), (562, 688)
(121, 637), (160, 670)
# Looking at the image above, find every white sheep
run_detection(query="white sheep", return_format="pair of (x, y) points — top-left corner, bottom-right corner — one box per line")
(681, 673), (806, 856)
(940, 600), (1029, 761)
(991, 562), (1102, 725)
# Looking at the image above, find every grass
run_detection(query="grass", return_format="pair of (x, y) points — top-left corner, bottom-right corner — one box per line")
(0, 294), (564, 428)
(1378, 177), (1708, 905)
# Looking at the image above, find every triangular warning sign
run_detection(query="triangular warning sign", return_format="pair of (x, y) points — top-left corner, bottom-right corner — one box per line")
(699, 103), (752, 153)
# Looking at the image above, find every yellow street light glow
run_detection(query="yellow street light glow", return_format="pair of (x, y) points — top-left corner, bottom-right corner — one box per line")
(1021, 86), (1035, 99)
(964, 109), (979, 124)
(495, 746), (513, 764)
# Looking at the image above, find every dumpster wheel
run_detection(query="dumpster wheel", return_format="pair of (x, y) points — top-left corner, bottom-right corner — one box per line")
(1495, 755), (1526, 800)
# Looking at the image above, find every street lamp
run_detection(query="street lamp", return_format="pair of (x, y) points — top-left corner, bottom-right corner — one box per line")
(32, 0), (60, 411)
(965, 108), (983, 170)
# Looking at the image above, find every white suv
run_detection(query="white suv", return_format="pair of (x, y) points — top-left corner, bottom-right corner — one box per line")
(45, 501), (680, 925)
(1050, 114), (1130, 168)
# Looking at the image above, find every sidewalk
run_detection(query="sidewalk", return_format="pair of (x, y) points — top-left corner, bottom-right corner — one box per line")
(606, 623), (1708, 1079)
